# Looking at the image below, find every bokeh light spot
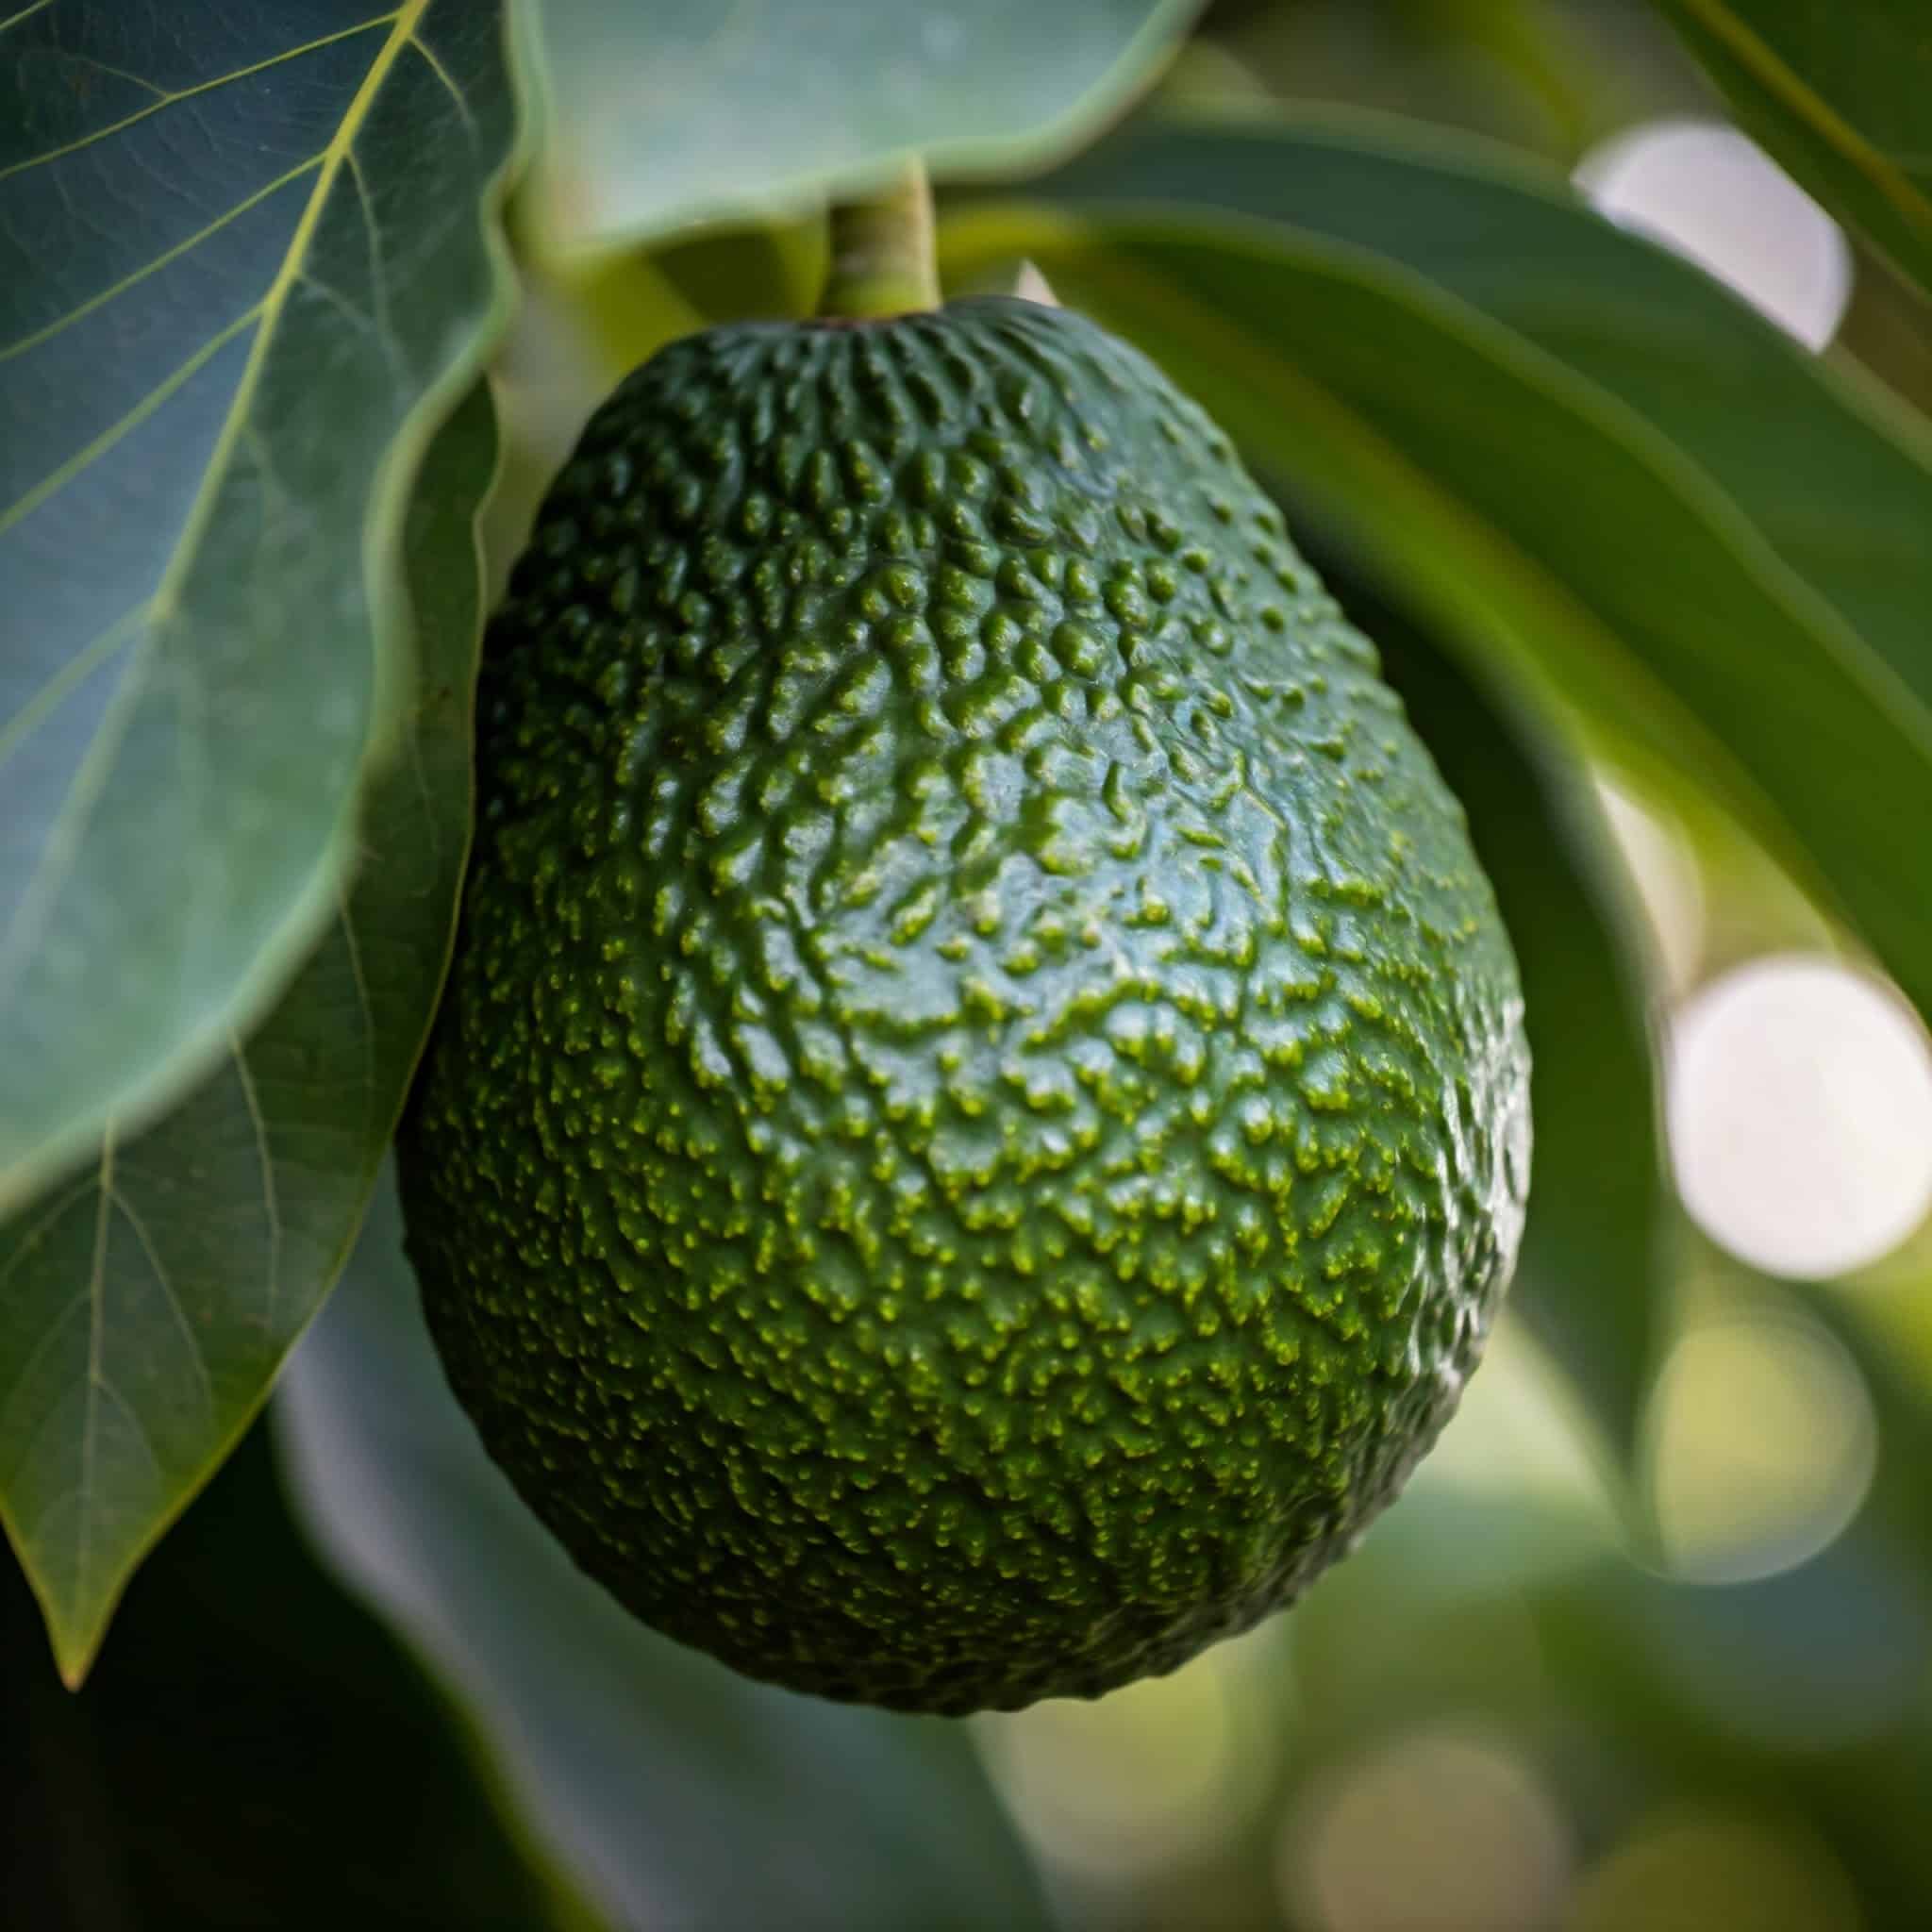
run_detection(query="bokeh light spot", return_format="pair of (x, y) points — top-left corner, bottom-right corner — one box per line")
(976, 1630), (1275, 1881)
(1667, 955), (1932, 1279)
(1566, 1811), (1862, 1932)
(1280, 1727), (1571, 1932)
(1645, 1311), (1877, 1585)
(1574, 119), (1852, 350)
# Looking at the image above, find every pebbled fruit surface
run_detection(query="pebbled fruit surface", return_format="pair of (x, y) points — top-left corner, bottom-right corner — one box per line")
(399, 296), (1530, 1713)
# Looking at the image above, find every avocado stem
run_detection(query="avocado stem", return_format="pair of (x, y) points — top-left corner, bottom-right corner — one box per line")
(818, 160), (941, 321)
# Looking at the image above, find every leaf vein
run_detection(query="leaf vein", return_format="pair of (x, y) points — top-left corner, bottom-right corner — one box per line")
(404, 716), (441, 864)
(104, 1182), (214, 1414)
(66, 54), (166, 99)
(73, 1124), (113, 1615)
(0, 0), (56, 35)
(0, 1285), (91, 1451)
(0, 0), (437, 1011)
(89, 1373), (164, 1479)
(0, 300), (263, 537)
(0, 602), (149, 776)
(0, 156), (322, 364)
(338, 882), (381, 1140)
(343, 148), (404, 388)
(295, 262), (384, 342)
(408, 28), (477, 140)
(0, 11), (403, 182)
(229, 1035), (286, 1349)
(0, 321), (260, 1005)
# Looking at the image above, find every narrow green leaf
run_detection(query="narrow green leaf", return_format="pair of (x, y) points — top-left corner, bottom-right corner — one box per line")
(937, 189), (1932, 1029)
(1307, 545), (1670, 1463)
(275, 1168), (1054, 1932)
(528, 0), (1199, 256)
(0, 2), (529, 1212)
(1, 1424), (593, 1930)
(0, 383), (498, 1685)
(1649, 0), (1932, 303)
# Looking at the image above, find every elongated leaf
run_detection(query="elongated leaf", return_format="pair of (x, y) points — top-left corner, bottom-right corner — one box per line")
(1306, 543), (1670, 1464)
(2, 1424), (591, 1930)
(1648, 0), (1932, 304)
(0, 2), (528, 1213)
(0, 383), (498, 1685)
(275, 1168), (1053, 1932)
(937, 179), (1932, 1029)
(528, 0), (1199, 255)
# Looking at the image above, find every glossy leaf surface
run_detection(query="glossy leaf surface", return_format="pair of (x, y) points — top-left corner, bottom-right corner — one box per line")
(0, 385), (498, 1683)
(0, 2), (525, 1209)
(529, 0), (1198, 253)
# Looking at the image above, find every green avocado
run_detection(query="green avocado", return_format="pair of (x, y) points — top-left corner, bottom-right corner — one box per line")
(398, 296), (1530, 1714)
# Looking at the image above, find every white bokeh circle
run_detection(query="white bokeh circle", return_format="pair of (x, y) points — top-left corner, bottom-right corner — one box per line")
(1575, 120), (1852, 352)
(1667, 955), (1932, 1279)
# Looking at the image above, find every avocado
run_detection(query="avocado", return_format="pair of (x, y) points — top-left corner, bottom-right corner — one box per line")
(398, 297), (1529, 1714)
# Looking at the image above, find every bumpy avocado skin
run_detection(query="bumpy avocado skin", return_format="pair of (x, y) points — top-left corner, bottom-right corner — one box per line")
(398, 297), (1529, 1714)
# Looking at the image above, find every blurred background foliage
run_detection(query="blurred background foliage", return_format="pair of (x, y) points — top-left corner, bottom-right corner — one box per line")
(15, 2), (1932, 1927)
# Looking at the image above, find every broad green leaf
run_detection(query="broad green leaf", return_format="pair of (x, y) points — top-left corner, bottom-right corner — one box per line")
(275, 1168), (1054, 1932)
(0, 2), (529, 1213)
(0, 383), (498, 1685)
(937, 161), (1932, 1029)
(527, 0), (1199, 256)
(2, 1424), (593, 1930)
(1649, 0), (1932, 304)
(1307, 546), (1671, 1465)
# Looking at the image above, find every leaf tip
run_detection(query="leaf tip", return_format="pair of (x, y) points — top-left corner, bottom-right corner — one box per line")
(46, 1600), (113, 1691)
(37, 1615), (102, 1692)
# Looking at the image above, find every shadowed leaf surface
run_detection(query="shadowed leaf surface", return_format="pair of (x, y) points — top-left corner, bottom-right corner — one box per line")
(0, 1424), (590, 1931)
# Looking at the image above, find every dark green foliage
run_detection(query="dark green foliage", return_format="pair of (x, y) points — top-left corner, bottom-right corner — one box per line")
(0, 1427), (575, 1931)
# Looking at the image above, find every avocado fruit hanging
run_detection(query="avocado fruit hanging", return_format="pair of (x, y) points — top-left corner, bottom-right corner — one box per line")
(397, 290), (1531, 1714)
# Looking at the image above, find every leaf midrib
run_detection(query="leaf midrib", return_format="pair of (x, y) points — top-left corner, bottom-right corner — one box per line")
(0, 9), (404, 184)
(134, 0), (434, 638)
(0, 3), (433, 1027)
